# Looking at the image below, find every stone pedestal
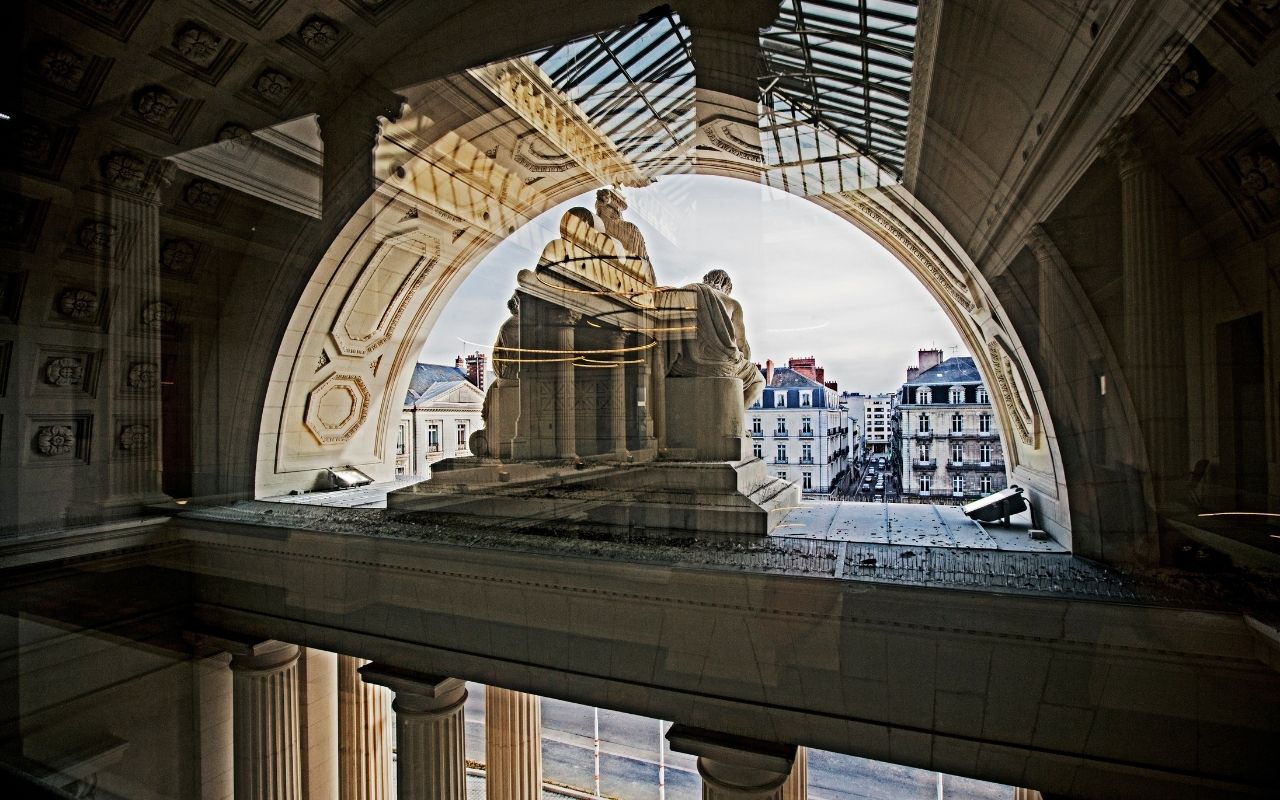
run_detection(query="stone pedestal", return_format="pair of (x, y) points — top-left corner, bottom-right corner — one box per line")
(666, 725), (796, 800)
(338, 655), (391, 800)
(780, 746), (806, 800)
(359, 665), (468, 800)
(229, 642), (303, 800)
(485, 380), (520, 459)
(485, 687), (542, 800)
(665, 377), (744, 461)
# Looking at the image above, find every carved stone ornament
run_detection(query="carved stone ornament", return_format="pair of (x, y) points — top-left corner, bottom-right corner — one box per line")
(127, 361), (158, 389)
(216, 122), (251, 142)
(133, 86), (180, 126)
(37, 46), (87, 91)
(18, 121), (53, 164)
(44, 356), (85, 387)
(36, 425), (75, 457)
(77, 220), (115, 253)
(118, 424), (151, 451)
(174, 25), (224, 66)
(101, 151), (148, 192)
(1236, 143), (1280, 198)
(81, 0), (129, 13)
(253, 70), (292, 104)
(141, 301), (176, 330)
(57, 288), (99, 320)
(159, 238), (196, 272)
(183, 180), (222, 211)
(299, 17), (341, 53)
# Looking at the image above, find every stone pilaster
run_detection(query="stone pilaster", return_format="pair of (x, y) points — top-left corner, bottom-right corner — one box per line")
(666, 724), (796, 800)
(1100, 116), (1188, 503)
(338, 655), (391, 800)
(610, 331), (629, 457)
(1027, 225), (1067, 402)
(555, 310), (580, 459)
(317, 79), (404, 227)
(229, 641), (303, 800)
(359, 665), (467, 800)
(485, 686), (543, 800)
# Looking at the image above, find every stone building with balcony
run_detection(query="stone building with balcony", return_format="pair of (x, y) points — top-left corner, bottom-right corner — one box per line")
(397, 363), (484, 478)
(895, 352), (1007, 502)
(748, 360), (849, 496)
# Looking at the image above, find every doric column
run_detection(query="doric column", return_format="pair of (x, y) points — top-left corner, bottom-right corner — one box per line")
(666, 725), (796, 800)
(229, 641), (303, 800)
(555, 310), (580, 459)
(338, 656), (391, 800)
(1100, 116), (1188, 502)
(485, 686), (543, 800)
(610, 331), (629, 457)
(359, 665), (468, 800)
(780, 746), (806, 800)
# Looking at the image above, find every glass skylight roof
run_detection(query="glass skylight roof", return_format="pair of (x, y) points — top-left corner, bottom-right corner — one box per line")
(760, 0), (918, 183)
(504, 0), (917, 193)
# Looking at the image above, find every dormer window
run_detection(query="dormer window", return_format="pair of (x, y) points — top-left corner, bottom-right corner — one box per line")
(917, 388), (931, 404)
(776, 393), (787, 408)
(977, 385), (989, 404)
(950, 386), (964, 404)
(800, 391), (812, 407)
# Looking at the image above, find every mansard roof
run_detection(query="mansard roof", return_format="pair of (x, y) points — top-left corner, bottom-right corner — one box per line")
(766, 367), (828, 390)
(906, 356), (982, 386)
(405, 363), (472, 405)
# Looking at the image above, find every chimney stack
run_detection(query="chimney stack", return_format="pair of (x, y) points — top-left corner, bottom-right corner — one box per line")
(455, 355), (465, 370)
(765, 358), (775, 386)
(906, 366), (920, 382)
(918, 348), (943, 373)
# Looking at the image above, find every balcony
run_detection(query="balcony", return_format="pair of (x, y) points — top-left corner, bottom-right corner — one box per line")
(914, 430), (933, 440)
(972, 462), (1002, 471)
(947, 460), (965, 469)
(774, 456), (790, 464)
(799, 430), (814, 438)
(913, 459), (936, 468)
(774, 430), (789, 438)
(799, 457), (815, 465)
(749, 430), (764, 438)
(978, 429), (996, 437)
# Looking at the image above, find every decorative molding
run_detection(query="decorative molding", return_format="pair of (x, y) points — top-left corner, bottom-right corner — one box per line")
(837, 192), (976, 314)
(121, 84), (202, 142)
(27, 38), (114, 108)
(339, 0), (411, 25)
(470, 59), (646, 187)
(15, 117), (78, 180)
(0, 192), (51, 251)
(125, 361), (159, 391)
(179, 179), (226, 216)
(140, 301), (176, 332)
(0, 272), (27, 324)
(331, 229), (441, 357)
(48, 282), (109, 331)
(0, 340), (11, 397)
(281, 15), (350, 64)
(28, 415), (91, 465)
(36, 425), (76, 457)
(304, 373), (372, 445)
(48, 0), (153, 42)
(154, 22), (245, 86)
(512, 130), (575, 174)
(241, 66), (303, 113)
(33, 346), (101, 397)
(56, 288), (101, 321)
(1200, 123), (1280, 239)
(159, 237), (200, 277)
(98, 150), (174, 200)
(117, 423), (152, 453)
(209, 0), (286, 30)
(986, 339), (1039, 449)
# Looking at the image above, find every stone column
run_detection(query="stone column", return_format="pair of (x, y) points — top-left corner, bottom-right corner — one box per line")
(485, 686), (543, 800)
(1013, 789), (1043, 800)
(229, 641), (303, 800)
(317, 79), (404, 227)
(359, 665), (468, 800)
(1027, 226), (1067, 403)
(338, 655), (391, 800)
(780, 746), (806, 800)
(556, 310), (580, 459)
(666, 724), (796, 800)
(610, 331), (629, 457)
(1101, 117), (1188, 503)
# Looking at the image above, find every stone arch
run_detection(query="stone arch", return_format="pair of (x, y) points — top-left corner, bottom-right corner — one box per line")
(255, 73), (1075, 547)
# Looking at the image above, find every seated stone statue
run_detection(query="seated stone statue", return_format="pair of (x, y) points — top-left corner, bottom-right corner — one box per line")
(658, 268), (763, 408)
(595, 188), (655, 285)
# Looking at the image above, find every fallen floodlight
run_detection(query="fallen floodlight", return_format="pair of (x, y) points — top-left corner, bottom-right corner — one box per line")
(328, 466), (373, 489)
(962, 485), (1026, 526)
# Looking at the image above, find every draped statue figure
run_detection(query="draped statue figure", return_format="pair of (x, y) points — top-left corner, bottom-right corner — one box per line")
(658, 268), (763, 408)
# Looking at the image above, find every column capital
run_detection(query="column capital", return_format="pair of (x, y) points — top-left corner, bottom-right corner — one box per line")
(1025, 224), (1058, 264)
(1098, 116), (1149, 177)
(665, 724), (795, 775)
(358, 664), (466, 714)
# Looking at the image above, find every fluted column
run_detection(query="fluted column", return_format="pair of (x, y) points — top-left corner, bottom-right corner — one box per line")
(780, 746), (806, 800)
(1027, 226), (1067, 402)
(555, 310), (580, 459)
(485, 686), (542, 800)
(230, 641), (303, 800)
(360, 665), (468, 800)
(667, 725), (795, 800)
(339, 655), (392, 800)
(1101, 116), (1188, 502)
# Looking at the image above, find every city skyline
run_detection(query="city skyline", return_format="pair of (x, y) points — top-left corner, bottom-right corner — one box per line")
(420, 175), (965, 394)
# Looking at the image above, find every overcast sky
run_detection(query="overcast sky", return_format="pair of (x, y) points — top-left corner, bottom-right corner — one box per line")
(420, 175), (964, 394)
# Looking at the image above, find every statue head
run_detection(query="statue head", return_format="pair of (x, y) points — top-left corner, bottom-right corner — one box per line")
(507, 293), (520, 315)
(595, 188), (626, 221)
(702, 268), (733, 295)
